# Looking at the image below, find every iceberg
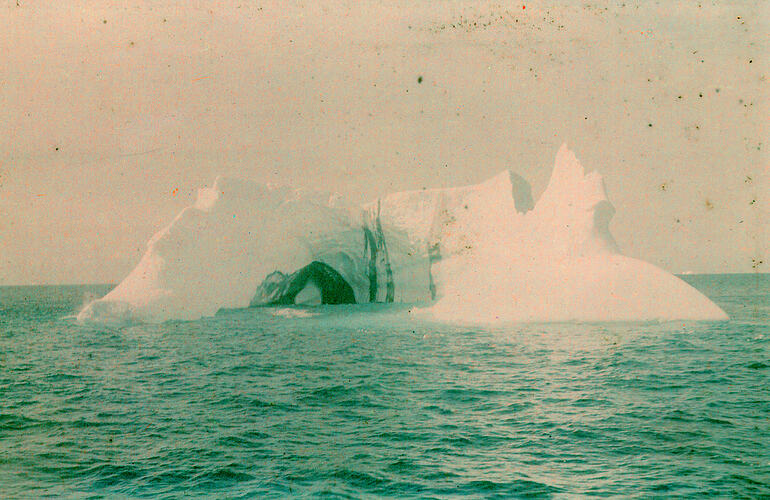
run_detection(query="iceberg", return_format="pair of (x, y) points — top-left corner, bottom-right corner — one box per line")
(77, 144), (728, 324)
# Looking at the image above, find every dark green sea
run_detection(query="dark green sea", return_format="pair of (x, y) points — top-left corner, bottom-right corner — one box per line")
(1, 274), (768, 498)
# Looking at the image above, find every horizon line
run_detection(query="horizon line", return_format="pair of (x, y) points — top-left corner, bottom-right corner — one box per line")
(1, 271), (768, 288)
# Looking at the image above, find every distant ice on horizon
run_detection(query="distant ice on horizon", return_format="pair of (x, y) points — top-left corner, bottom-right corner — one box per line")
(77, 144), (728, 324)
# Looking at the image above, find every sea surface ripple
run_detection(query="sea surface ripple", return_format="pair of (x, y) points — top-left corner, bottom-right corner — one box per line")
(1, 275), (768, 498)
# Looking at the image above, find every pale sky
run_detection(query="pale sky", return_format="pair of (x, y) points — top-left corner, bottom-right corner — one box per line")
(1, 0), (767, 285)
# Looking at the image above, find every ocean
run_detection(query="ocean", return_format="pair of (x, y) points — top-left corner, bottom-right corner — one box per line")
(1, 274), (767, 498)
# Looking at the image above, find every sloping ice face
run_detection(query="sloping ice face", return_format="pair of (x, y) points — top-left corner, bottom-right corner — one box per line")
(78, 145), (728, 324)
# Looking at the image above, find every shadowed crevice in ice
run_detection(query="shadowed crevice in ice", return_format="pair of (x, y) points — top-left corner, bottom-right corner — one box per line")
(508, 171), (534, 214)
(363, 199), (395, 303)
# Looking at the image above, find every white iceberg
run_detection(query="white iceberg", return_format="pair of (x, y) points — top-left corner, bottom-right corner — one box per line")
(78, 144), (728, 324)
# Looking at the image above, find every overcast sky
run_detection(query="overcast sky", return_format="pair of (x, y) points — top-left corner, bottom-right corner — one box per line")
(1, 0), (767, 285)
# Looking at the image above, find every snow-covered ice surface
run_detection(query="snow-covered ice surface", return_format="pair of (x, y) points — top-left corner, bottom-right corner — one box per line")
(78, 145), (728, 324)
(414, 145), (728, 323)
